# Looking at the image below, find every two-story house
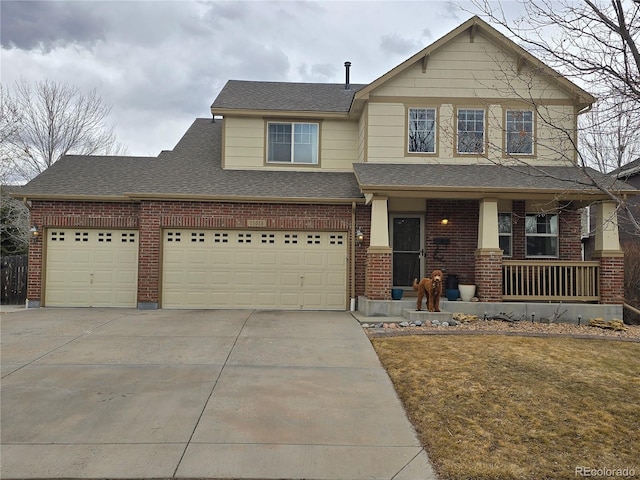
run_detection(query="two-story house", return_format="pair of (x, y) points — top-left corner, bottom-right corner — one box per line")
(16, 17), (636, 319)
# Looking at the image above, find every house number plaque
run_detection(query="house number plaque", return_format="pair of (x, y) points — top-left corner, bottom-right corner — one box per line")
(247, 219), (267, 227)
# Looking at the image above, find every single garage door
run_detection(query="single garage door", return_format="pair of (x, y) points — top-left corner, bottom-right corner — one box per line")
(45, 229), (138, 307)
(162, 229), (347, 310)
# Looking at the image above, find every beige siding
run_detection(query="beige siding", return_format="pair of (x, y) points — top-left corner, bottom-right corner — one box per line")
(223, 117), (264, 169)
(321, 121), (359, 170)
(362, 31), (579, 165)
(366, 103), (406, 163)
(357, 106), (367, 163)
(223, 116), (357, 171)
(372, 32), (571, 101)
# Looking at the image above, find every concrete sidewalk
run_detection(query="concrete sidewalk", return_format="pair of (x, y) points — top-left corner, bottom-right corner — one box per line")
(1, 308), (437, 479)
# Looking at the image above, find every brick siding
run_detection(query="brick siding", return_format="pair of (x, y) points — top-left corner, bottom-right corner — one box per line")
(599, 256), (625, 304)
(425, 200), (479, 285)
(474, 251), (503, 301)
(29, 200), (356, 306)
(365, 250), (392, 300)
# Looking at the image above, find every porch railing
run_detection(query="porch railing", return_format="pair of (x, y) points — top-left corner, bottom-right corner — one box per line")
(502, 260), (600, 302)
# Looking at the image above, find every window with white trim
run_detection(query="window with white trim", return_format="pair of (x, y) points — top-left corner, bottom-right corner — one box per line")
(498, 212), (512, 257)
(457, 108), (485, 154)
(525, 213), (558, 257)
(506, 110), (534, 155)
(267, 122), (318, 164)
(408, 108), (436, 153)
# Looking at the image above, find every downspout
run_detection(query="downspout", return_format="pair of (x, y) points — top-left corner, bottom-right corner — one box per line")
(350, 201), (357, 311)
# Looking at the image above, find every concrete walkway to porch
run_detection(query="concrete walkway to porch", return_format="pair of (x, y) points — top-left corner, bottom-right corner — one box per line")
(1, 308), (437, 480)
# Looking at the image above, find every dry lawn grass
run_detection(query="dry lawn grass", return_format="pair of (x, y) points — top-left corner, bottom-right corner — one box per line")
(371, 335), (640, 480)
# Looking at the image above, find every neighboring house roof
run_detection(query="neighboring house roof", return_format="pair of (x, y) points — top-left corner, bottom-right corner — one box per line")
(355, 16), (595, 109)
(15, 119), (364, 203)
(610, 158), (640, 179)
(353, 163), (638, 199)
(211, 80), (367, 114)
(1, 185), (23, 195)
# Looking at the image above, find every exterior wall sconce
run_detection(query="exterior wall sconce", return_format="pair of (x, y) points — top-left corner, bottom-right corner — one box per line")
(355, 228), (364, 246)
(30, 225), (40, 239)
(441, 217), (449, 225)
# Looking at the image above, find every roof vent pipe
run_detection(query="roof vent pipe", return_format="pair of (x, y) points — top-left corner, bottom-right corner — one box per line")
(344, 61), (351, 90)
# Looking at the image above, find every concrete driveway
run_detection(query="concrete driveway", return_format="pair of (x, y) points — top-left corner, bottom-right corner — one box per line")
(1, 308), (437, 480)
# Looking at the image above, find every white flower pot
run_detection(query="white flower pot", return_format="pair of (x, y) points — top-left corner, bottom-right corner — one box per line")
(459, 284), (476, 302)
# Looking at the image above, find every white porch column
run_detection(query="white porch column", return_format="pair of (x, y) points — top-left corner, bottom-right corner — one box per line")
(477, 198), (500, 250)
(370, 196), (390, 247)
(594, 201), (621, 253)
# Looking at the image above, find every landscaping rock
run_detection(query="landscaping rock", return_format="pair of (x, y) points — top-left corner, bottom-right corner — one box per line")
(399, 321), (410, 327)
(414, 320), (423, 326)
(449, 319), (458, 326)
(441, 321), (450, 327)
(432, 320), (440, 326)
(362, 323), (370, 328)
(375, 322), (384, 328)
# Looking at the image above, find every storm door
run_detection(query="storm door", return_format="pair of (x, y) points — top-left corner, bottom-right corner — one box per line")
(390, 215), (424, 288)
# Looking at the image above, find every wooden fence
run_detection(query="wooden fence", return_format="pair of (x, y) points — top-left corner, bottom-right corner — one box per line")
(1, 254), (28, 305)
(503, 260), (600, 302)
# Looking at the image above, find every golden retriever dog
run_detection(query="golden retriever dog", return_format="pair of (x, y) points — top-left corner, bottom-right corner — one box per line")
(412, 269), (444, 312)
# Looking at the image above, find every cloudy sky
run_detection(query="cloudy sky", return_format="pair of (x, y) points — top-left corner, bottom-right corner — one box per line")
(1, 0), (523, 156)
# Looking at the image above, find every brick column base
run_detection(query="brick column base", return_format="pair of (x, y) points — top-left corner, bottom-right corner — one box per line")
(365, 247), (392, 300)
(475, 249), (503, 302)
(594, 253), (625, 304)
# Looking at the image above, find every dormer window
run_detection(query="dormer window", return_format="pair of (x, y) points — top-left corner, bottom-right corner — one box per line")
(267, 122), (319, 164)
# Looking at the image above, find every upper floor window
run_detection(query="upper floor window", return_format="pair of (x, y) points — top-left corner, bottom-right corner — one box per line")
(457, 108), (485, 154)
(267, 122), (318, 164)
(408, 108), (436, 153)
(525, 213), (558, 257)
(506, 110), (534, 155)
(498, 212), (512, 257)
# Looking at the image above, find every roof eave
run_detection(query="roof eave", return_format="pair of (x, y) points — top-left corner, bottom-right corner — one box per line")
(357, 185), (630, 201)
(10, 193), (136, 202)
(210, 107), (351, 119)
(125, 193), (366, 204)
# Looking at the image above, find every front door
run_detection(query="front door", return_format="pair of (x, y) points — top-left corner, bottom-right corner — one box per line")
(390, 216), (424, 288)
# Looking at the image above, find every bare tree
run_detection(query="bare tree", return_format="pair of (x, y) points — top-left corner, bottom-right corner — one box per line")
(581, 97), (640, 174)
(1, 78), (126, 182)
(466, 0), (640, 235)
(0, 85), (22, 184)
(0, 187), (29, 256)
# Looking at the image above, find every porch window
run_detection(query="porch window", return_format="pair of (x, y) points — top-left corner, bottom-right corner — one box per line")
(525, 213), (558, 257)
(408, 108), (436, 153)
(499, 212), (512, 256)
(506, 110), (533, 155)
(267, 122), (318, 164)
(457, 108), (485, 154)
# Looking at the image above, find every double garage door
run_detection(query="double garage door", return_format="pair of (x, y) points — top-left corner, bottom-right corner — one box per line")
(45, 229), (138, 307)
(43, 228), (348, 310)
(162, 229), (347, 310)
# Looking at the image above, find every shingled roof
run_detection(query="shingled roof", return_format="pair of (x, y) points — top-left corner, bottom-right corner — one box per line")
(353, 163), (638, 198)
(610, 158), (640, 179)
(211, 80), (367, 113)
(16, 119), (364, 202)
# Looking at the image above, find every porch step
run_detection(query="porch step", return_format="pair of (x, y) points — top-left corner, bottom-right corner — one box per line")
(402, 309), (453, 323)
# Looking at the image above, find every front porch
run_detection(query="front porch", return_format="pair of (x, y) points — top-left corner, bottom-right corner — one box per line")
(356, 196), (625, 310)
